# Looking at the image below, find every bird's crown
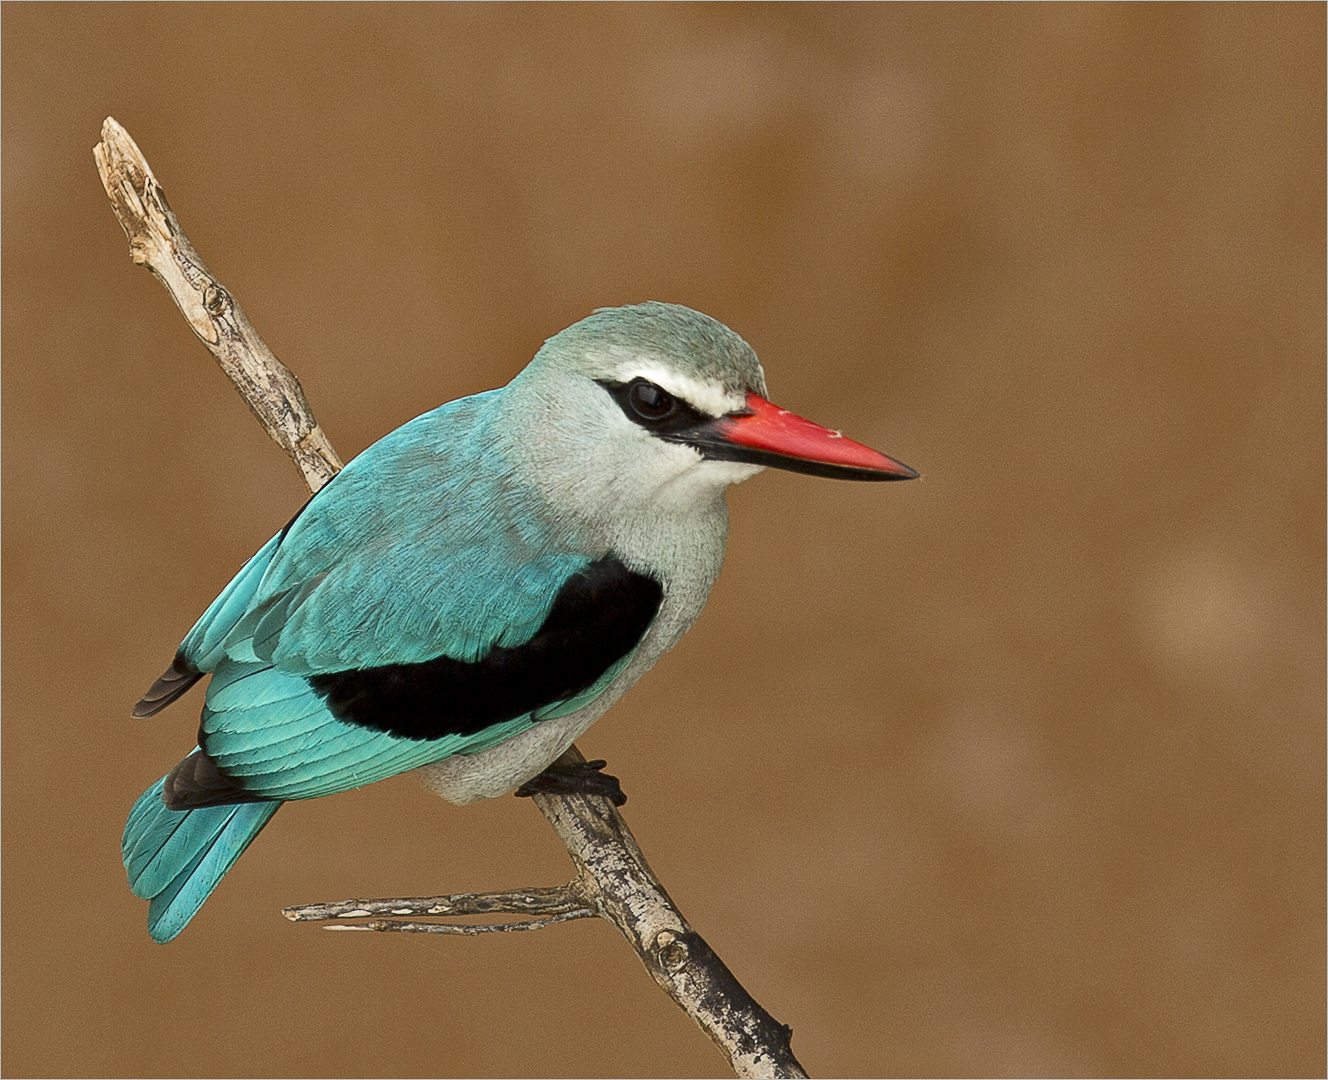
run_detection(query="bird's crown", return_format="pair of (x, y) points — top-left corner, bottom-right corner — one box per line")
(529, 301), (768, 416)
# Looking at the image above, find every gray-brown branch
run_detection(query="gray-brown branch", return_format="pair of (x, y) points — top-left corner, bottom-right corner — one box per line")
(95, 116), (807, 1080)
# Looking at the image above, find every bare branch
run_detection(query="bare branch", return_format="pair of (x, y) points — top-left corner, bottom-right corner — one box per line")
(94, 118), (342, 493)
(97, 117), (808, 1080)
(533, 746), (808, 1079)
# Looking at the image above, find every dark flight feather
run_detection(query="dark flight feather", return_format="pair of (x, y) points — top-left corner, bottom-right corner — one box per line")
(162, 745), (257, 810)
(133, 654), (203, 718)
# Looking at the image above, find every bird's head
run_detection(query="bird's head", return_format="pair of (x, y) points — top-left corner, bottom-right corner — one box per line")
(502, 303), (916, 537)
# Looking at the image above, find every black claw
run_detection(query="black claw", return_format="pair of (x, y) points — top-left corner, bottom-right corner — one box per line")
(515, 759), (627, 806)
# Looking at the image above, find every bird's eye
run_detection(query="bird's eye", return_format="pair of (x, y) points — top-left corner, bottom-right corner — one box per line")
(627, 380), (677, 421)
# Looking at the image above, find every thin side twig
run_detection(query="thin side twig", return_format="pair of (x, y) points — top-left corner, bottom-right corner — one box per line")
(284, 883), (596, 935)
(96, 116), (808, 1080)
(323, 911), (596, 935)
(283, 884), (586, 922)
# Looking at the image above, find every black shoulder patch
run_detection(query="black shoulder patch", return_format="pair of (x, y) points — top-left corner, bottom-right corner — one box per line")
(133, 653), (203, 718)
(307, 559), (663, 741)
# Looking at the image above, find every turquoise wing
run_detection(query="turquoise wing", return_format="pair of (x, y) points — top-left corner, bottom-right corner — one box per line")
(158, 392), (659, 804)
(197, 663), (541, 801)
(218, 392), (587, 675)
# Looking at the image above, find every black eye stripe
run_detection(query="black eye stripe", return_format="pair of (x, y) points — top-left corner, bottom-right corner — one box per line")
(596, 378), (713, 436)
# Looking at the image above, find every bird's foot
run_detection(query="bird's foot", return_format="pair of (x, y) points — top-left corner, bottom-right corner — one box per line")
(515, 759), (627, 807)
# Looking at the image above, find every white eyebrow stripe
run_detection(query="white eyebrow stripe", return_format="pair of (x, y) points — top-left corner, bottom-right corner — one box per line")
(613, 360), (746, 418)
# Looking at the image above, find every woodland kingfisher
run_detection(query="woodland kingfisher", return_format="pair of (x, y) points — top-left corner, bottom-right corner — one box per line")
(123, 301), (917, 942)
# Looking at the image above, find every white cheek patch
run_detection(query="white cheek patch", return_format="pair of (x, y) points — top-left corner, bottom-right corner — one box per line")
(613, 359), (746, 418)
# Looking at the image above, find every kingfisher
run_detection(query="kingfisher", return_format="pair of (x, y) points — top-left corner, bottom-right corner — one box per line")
(123, 302), (917, 942)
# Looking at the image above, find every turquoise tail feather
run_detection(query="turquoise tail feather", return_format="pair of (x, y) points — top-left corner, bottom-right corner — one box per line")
(123, 777), (281, 943)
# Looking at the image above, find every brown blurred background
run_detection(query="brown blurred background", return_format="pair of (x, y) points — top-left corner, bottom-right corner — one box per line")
(3, 5), (1323, 1077)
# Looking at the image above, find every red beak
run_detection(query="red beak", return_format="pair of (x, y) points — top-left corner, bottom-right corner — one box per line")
(673, 392), (918, 482)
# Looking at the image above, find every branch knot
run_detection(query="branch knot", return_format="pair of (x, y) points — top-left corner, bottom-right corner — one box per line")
(203, 284), (231, 317)
(655, 929), (692, 973)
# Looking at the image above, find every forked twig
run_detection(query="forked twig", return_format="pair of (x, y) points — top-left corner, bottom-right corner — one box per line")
(97, 117), (807, 1080)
